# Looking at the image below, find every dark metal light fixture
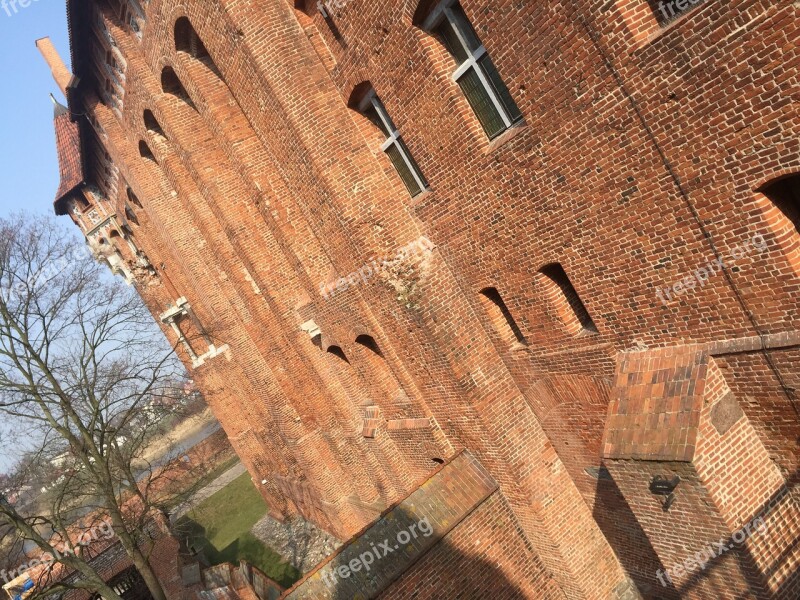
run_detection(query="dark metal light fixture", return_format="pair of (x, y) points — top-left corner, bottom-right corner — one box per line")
(650, 475), (680, 511)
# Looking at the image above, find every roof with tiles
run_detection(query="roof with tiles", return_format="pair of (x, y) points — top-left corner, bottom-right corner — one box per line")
(52, 95), (83, 215)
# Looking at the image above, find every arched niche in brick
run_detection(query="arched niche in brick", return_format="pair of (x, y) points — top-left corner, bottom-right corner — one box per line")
(124, 193), (140, 227)
(291, 0), (312, 15)
(174, 15), (224, 79)
(174, 16), (210, 59)
(138, 140), (157, 163)
(326, 345), (350, 364)
(537, 263), (597, 336)
(759, 173), (800, 236)
(478, 287), (527, 347)
(355, 334), (384, 358)
(160, 66), (196, 110)
(126, 187), (142, 208)
(143, 109), (166, 139)
(755, 172), (800, 276)
(354, 334), (407, 406)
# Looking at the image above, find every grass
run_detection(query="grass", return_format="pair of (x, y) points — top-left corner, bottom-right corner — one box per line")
(197, 455), (241, 487)
(162, 455), (240, 511)
(176, 472), (301, 588)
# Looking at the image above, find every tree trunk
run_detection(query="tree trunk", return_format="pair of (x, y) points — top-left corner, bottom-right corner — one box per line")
(86, 577), (127, 600)
(105, 504), (169, 600)
(129, 547), (169, 600)
(67, 561), (125, 600)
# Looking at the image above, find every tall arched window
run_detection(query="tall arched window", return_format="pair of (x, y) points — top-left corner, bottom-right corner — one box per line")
(354, 87), (428, 198)
(415, 0), (522, 139)
(761, 174), (800, 235)
(478, 287), (526, 345)
(537, 264), (597, 335)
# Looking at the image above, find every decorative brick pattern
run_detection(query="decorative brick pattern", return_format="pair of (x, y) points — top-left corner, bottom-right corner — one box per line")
(385, 418), (431, 431)
(362, 405), (382, 438)
(604, 346), (707, 462)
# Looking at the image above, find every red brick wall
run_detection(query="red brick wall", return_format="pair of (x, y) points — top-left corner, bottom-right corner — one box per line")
(52, 0), (800, 597)
(381, 492), (566, 599)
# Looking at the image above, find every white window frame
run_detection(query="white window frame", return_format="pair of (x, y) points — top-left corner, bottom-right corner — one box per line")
(358, 90), (428, 196)
(126, 0), (146, 39)
(423, 0), (517, 131)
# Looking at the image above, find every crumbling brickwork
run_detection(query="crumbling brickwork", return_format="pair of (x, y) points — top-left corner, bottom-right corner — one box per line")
(42, 0), (799, 597)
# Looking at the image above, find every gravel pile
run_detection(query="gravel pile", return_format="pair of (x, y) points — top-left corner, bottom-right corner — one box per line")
(251, 514), (342, 573)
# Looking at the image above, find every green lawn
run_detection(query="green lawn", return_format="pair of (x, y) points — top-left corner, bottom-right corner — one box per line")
(162, 456), (241, 511)
(176, 473), (301, 588)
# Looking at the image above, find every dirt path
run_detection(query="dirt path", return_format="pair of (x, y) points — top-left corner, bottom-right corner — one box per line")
(170, 462), (246, 520)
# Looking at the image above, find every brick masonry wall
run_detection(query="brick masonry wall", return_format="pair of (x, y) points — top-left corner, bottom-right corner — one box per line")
(380, 492), (566, 600)
(49, 0), (800, 597)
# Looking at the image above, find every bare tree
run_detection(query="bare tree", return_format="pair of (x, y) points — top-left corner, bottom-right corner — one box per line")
(0, 214), (216, 600)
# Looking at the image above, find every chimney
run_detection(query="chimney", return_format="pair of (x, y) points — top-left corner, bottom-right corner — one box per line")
(36, 37), (72, 96)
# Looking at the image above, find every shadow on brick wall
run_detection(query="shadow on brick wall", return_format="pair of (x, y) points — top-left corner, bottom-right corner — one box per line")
(595, 466), (800, 599)
(592, 471), (680, 600)
(283, 503), (555, 599)
(673, 469), (800, 600)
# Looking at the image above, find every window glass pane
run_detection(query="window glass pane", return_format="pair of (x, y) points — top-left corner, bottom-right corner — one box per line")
(371, 97), (398, 134)
(365, 106), (391, 138)
(478, 53), (523, 124)
(397, 136), (427, 191)
(448, 4), (482, 53)
(385, 142), (423, 197)
(457, 67), (506, 138)
(436, 17), (469, 64)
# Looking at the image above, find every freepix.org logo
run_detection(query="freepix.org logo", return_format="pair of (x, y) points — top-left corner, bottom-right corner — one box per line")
(0, 520), (115, 584)
(321, 517), (433, 589)
(656, 516), (767, 587)
(655, 233), (767, 306)
(2, 0), (42, 18)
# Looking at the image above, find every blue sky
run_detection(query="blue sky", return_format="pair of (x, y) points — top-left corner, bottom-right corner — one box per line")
(0, 0), (71, 216)
(0, 2), (71, 471)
